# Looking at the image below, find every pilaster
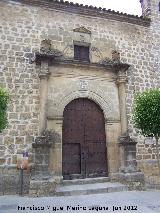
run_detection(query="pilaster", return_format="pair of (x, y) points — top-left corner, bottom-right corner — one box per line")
(116, 69), (128, 134)
(38, 61), (50, 134)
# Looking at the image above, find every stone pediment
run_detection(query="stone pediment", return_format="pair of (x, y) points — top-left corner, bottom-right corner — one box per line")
(73, 26), (91, 34)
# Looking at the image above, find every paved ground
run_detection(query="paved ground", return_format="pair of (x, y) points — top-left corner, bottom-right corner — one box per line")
(0, 191), (160, 213)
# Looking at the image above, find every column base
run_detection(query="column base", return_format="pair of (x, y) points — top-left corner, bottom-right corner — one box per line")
(29, 177), (56, 197)
(111, 171), (145, 190)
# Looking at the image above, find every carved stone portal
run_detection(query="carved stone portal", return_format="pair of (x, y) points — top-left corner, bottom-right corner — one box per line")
(30, 44), (144, 195)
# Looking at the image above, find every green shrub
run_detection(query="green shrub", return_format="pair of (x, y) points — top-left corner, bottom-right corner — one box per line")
(133, 88), (160, 175)
(0, 87), (9, 132)
(133, 89), (160, 138)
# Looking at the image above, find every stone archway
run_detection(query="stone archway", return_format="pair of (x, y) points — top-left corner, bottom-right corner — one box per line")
(47, 88), (121, 180)
(62, 98), (108, 180)
(53, 90), (120, 121)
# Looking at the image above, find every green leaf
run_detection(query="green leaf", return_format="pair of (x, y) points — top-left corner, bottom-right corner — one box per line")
(0, 87), (9, 132)
(132, 89), (160, 139)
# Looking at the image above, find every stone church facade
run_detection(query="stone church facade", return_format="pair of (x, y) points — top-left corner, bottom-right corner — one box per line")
(0, 0), (159, 195)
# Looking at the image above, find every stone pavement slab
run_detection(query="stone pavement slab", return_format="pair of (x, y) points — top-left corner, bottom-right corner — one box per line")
(56, 182), (128, 196)
(0, 191), (160, 213)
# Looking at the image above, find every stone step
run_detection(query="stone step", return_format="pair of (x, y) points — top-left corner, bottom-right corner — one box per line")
(55, 182), (128, 196)
(62, 177), (110, 186)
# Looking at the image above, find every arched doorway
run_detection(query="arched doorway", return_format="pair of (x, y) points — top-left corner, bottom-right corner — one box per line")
(62, 98), (108, 180)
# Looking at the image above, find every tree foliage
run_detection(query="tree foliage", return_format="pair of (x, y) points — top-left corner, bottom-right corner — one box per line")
(133, 88), (160, 175)
(133, 89), (160, 139)
(0, 87), (9, 132)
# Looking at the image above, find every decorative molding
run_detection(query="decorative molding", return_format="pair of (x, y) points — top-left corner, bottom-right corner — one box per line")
(62, 44), (73, 57)
(118, 132), (137, 145)
(73, 26), (91, 34)
(47, 116), (64, 120)
(31, 40), (130, 73)
(40, 47), (63, 58)
(90, 47), (130, 72)
(48, 90), (120, 121)
(114, 63), (130, 72)
(30, 50), (63, 65)
(106, 120), (121, 124)
(40, 39), (63, 58)
(99, 57), (115, 66)
(31, 40), (63, 65)
(91, 47), (103, 60)
(99, 58), (130, 73)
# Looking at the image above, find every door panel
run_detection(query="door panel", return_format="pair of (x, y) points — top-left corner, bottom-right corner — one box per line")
(62, 98), (108, 179)
(86, 142), (107, 177)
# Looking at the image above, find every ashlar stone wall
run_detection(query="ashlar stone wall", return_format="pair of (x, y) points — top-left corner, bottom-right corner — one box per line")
(0, 0), (159, 178)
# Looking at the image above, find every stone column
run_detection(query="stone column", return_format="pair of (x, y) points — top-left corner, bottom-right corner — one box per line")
(114, 67), (144, 190)
(116, 68), (129, 170)
(117, 70), (128, 134)
(116, 69), (137, 170)
(38, 61), (50, 133)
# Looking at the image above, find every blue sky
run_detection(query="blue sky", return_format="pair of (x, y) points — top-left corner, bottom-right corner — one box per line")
(70, 0), (142, 16)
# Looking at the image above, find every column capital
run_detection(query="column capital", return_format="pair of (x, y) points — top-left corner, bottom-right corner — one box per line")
(118, 132), (137, 145)
(116, 70), (127, 84)
(39, 61), (50, 79)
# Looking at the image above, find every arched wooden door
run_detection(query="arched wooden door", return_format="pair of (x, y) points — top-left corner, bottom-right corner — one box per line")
(62, 98), (108, 179)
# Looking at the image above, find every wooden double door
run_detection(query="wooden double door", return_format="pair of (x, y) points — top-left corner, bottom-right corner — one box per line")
(62, 98), (108, 180)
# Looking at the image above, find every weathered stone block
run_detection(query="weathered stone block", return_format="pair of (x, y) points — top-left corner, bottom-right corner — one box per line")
(29, 178), (56, 197)
(111, 172), (145, 190)
(4, 137), (14, 145)
(15, 137), (25, 144)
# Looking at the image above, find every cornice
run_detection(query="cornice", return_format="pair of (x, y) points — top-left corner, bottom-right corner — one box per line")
(33, 50), (130, 72)
(9, 0), (151, 27)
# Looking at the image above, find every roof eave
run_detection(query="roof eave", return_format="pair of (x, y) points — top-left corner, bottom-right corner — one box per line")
(10, 0), (151, 27)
